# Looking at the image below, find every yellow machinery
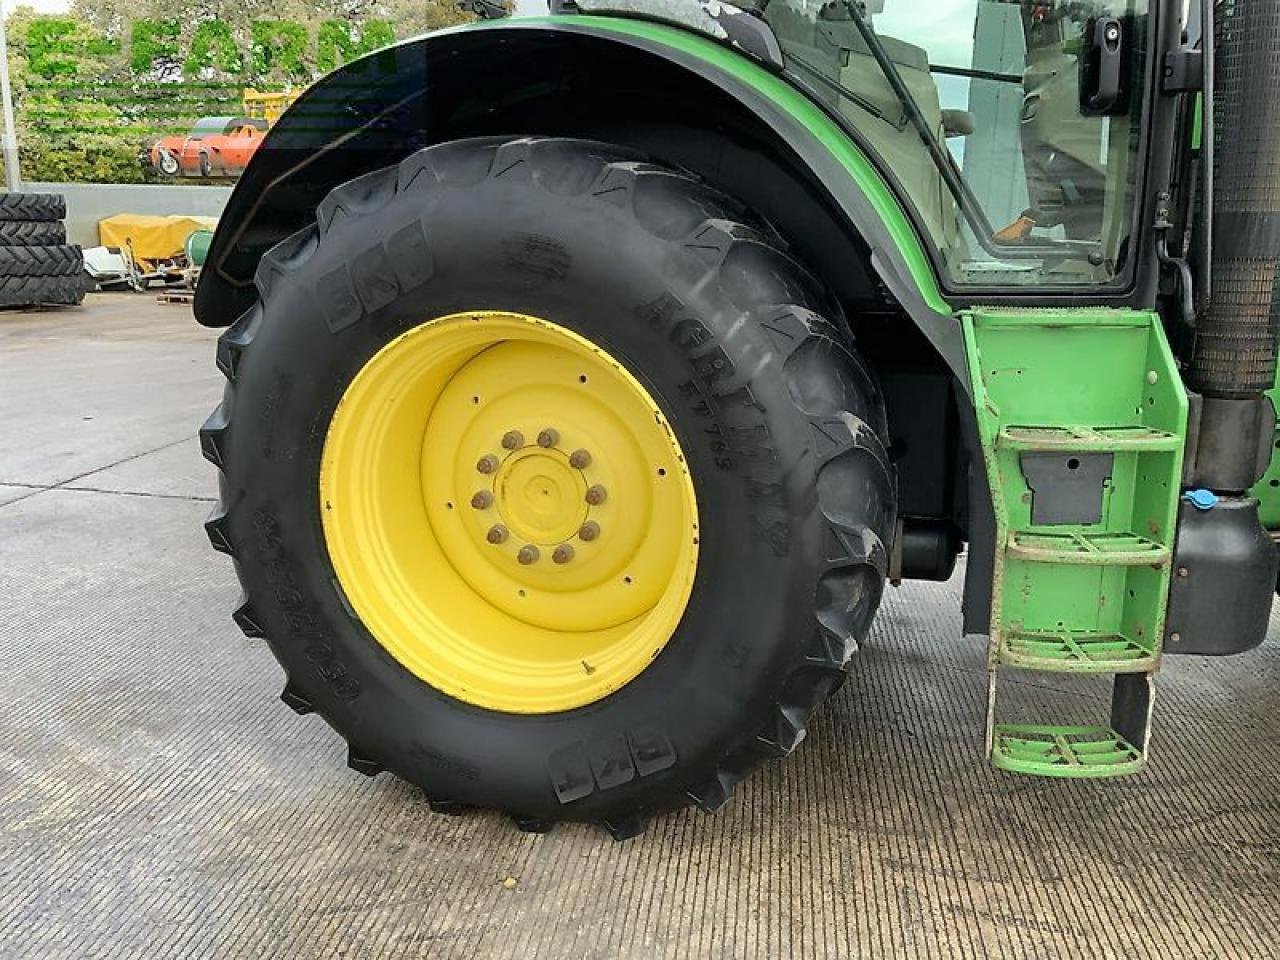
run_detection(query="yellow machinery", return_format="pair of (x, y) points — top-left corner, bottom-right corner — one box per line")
(242, 89), (300, 126)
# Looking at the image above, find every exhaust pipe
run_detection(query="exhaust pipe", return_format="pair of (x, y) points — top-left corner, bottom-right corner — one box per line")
(1185, 0), (1280, 491)
(1166, 0), (1280, 656)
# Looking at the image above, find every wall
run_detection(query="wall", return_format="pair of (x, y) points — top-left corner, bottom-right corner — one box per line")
(29, 182), (234, 248)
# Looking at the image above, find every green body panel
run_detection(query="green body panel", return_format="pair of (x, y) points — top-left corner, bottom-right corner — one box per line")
(963, 309), (1187, 777)
(1249, 378), (1280, 527)
(502, 15), (951, 315)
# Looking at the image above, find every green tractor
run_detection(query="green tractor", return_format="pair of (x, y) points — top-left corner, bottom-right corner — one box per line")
(194, 0), (1280, 837)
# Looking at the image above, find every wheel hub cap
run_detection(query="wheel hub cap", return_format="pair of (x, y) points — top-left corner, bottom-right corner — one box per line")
(493, 446), (586, 546)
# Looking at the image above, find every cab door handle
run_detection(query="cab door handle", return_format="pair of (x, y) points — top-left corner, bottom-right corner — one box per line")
(1082, 17), (1125, 115)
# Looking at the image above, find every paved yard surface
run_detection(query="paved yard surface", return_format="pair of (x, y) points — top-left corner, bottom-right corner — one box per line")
(2, 296), (1278, 959)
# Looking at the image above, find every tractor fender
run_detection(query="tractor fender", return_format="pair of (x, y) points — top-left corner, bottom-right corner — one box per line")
(193, 17), (964, 383)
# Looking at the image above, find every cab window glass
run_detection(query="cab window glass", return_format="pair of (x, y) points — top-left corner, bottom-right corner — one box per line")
(765, 0), (1150, 288)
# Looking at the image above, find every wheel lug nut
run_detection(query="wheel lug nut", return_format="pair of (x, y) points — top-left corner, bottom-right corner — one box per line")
(471, 490), (493, 510)
(553, 543), (575, 564)
(518, 544), (540, 565)
(486, 524), (509, 544)
(476, 454), (500, 475)
(585, 484), (608, 506)
(569, 449), (592, 469)
(578, 521), (600, 542)
(501, 430), (524, 451)
(537, 428), (559, 448)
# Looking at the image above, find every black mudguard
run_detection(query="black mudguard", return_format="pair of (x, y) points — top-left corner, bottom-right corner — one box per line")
(193, 20), (962, 380)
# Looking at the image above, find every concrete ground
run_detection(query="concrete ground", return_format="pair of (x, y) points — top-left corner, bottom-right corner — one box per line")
(1, 295), (1278, 959)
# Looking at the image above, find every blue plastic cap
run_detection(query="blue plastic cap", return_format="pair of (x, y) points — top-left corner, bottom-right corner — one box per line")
(1184, 488), (1218, 511)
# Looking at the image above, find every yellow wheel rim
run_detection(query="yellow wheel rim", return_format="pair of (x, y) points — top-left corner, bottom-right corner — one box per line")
(320, 312), (699, 713)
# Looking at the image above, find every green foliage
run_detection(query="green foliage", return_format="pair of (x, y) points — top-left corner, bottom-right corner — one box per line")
(249, 21), (309, 84)
(10, 0), (479, 184)
(315, 19), (396, 75)
(129, 18), (179, 76)
(185, 21), (244, 79)
(26, 16), (89, 78)
(8, 8), (139, 183)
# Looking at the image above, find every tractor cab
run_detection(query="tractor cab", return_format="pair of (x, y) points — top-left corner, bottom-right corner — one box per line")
(761, 0), (1146, 287)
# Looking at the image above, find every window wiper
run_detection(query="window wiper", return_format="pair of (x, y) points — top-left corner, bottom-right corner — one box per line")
(930, 64), (1023, 86)
(837, 0), (1100, 264)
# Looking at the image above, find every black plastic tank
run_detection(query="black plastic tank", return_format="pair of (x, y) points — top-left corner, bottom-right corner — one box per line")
(1164, 493), (1277, 655)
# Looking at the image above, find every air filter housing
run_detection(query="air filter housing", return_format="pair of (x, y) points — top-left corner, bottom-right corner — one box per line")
(1187, 0), (1280, 400)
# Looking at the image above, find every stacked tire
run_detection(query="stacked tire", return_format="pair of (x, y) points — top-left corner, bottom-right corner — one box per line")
(0, 191), (85, 308)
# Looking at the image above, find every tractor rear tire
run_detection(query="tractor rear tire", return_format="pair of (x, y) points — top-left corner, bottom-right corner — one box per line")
(202, 137), (895, 836)
(0, 221), (66, 246)
(0, 192), (66, 222)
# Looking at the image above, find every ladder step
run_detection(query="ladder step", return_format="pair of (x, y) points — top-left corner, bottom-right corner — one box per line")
(998, 425), (1181, 452)
(999, 630), (1157, 673)
(990, 724), (1145, 778)
(1006, 530), (1171, 566)
(966, 310), (1183, 781)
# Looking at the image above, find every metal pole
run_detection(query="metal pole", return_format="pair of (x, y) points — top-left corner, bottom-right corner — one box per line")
(0, 0), (22, 192)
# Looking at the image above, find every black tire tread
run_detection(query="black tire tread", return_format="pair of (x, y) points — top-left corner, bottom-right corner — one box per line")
(0, 273), (84, 307)
(203, 137), (895, 837)
(0, 191), (67, 222)
(0, 244), (83, 278)
(0, 221), (66, 246)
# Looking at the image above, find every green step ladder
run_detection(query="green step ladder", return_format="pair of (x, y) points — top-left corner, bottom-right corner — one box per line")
(963, 309), (1188, 778)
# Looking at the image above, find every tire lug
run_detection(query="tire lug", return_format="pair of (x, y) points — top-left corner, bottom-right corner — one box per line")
(501, 430), (524, 451)
(470, 490), (493, 510)
(476, 454), (499, 475)
(569, 449), (592, 469)
(585, 484), (608, 506)
(518, 544), (540, 565)
(578, 520), (600, 542)
(537, 428), (559, 448)
(486, 524), (509, 545)
(552, 543), (575, 564)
